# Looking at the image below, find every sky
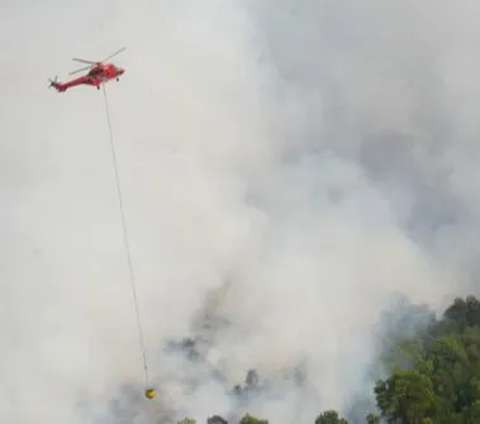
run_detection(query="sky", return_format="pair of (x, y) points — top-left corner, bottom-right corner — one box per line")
(1, 0), (480, 423)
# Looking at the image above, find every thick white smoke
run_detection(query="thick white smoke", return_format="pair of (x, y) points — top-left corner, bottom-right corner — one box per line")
(1, 0), (479, 423)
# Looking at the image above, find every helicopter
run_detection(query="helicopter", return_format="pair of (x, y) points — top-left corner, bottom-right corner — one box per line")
(49, 47), (126, 93)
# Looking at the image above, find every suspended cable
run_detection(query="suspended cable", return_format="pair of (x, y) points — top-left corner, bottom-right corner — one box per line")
(102, 84), (150, 387)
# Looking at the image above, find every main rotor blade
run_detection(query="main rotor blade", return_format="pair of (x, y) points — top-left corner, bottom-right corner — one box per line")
(69, 65), (92, 75)
(72, 58), (97, 65)
(101, 46), (126, 63)
(71, 47), (125, 66)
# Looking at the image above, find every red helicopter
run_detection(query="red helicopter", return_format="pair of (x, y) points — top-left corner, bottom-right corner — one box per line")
(49, 47), (126, 93)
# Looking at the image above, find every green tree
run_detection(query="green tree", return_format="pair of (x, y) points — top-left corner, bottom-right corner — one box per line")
(374, 369), (435, 423)
(445, 296), (480, 328)
(177, 418), (196, 424)
(238, 413), (268, 424)
(315, 410), (349, 424)
(374, 296), (480, 423)
(207, 415), (228, 424)
(365, 413), (381, 424)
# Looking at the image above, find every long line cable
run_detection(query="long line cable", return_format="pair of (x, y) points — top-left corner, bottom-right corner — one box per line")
(102, 84), (149, 386)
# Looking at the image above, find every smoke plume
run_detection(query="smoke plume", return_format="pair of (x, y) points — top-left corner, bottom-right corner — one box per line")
(1, 0), (479, 422)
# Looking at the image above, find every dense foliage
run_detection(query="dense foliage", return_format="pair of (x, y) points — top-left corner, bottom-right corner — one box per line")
(176, 295), (480, 423)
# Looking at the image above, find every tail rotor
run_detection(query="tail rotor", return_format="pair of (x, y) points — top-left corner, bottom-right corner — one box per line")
(48, 76), (66, 92)
(48, 76), (58, 89)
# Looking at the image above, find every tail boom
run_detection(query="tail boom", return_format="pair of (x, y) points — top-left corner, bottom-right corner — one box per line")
(49, 81), (67, 92)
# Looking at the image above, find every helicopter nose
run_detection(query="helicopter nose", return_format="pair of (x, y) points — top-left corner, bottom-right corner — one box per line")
(118, 67), (125, 74)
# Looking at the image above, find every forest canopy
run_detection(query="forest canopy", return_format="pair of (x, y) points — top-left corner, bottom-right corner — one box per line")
(173, 295), (480, 424)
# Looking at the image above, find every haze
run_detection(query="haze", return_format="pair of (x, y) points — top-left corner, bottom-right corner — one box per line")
(1, 0), (479, 423)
